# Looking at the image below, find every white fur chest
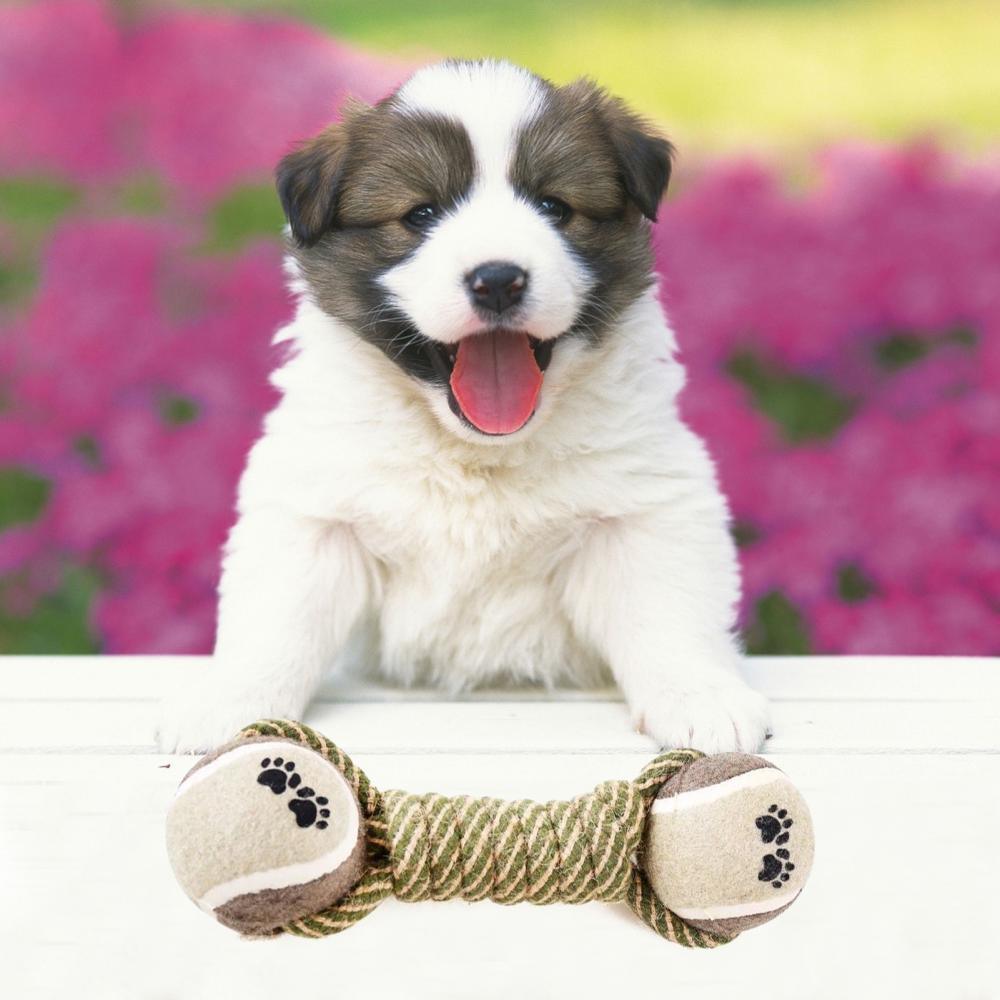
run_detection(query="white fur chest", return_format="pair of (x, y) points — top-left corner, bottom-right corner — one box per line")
(350, 454), (606, 688)
(241, 294), (692, 689)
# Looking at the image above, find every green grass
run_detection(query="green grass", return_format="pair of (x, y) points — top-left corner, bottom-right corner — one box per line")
(176, 0), (1000, 150)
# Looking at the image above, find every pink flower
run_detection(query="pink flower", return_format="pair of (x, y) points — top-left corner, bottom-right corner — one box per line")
(0, 0), (405, 196)
(3, 215), (288, 650)
(124, 8), (406, 203)
(1, 4), (997, 655)
(0, 0), (127, 182)
(812, 585), (998, 656)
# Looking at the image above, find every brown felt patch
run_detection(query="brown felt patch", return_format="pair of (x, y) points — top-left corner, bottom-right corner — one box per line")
(660, 753), (775, 795)
(215, 836), (367, 936)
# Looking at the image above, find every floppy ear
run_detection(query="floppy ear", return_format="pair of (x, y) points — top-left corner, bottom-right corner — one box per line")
(600, 95), (674, 221)
(275, 123), (350, 246)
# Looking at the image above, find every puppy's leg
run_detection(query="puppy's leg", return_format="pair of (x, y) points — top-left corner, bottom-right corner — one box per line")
(157, 511), (378, 753)
(560, 509), (770, 753)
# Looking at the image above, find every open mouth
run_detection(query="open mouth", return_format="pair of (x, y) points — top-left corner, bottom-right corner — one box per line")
(426, 332), (556, 436)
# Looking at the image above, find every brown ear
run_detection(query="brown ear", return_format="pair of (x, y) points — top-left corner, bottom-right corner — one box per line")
(605, 102), (674, 221)
(569, 80), (673, 221)
(275, 123), (350, 246)
(611, 111), (674, 222)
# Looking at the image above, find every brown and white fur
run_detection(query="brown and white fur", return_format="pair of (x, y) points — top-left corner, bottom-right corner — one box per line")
(158, 60), (770, 754)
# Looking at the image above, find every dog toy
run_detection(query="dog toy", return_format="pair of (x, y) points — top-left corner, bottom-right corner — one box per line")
(166, 720), (814, 947)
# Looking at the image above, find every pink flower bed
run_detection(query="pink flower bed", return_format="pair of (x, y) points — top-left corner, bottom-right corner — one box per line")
(661, 149), (1000, 653)
(0, 1), (997, 654)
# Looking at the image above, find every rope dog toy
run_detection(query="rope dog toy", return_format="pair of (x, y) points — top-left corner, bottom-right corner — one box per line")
(166, 719), (814, 946)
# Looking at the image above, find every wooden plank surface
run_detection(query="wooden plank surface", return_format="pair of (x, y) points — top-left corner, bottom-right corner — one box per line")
(2, 657), (999, 1000)
(4, 694), (1000, 755)
(4, 654), (998, 700)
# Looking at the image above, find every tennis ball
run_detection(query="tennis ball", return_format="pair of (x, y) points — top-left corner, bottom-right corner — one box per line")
(166, 735), (365, 935)
(643, 753), (814, 936)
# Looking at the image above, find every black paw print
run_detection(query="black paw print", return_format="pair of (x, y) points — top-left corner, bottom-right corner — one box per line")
(759, 847), (796, 889)
(257, 757), (302, 795)
(756, 803), (793, 845)
(288, 786), (331, 830)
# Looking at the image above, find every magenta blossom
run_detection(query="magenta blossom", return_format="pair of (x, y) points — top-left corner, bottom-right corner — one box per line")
(0, 3), (997, 655)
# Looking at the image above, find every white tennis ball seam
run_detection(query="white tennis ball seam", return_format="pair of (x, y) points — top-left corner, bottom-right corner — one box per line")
(197, 835), (362, 913)
(175, 740), (325, 798)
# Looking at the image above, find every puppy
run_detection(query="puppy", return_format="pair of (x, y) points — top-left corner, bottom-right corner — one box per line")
(158, 59), (770, 754)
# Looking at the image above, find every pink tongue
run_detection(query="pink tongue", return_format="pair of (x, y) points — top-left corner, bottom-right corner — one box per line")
(450, 331), (543, 435)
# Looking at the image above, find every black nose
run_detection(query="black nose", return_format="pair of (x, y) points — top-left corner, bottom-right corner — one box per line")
(465, 262), (528, 315)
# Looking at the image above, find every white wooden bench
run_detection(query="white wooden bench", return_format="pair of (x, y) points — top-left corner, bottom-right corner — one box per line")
(4, 656), (998, 999)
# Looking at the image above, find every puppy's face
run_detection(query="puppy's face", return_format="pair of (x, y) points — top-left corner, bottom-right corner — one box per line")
(278, 60), (672, 441)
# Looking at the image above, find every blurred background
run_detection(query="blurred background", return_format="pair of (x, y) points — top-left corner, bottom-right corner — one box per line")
(1, 0), (997, 656)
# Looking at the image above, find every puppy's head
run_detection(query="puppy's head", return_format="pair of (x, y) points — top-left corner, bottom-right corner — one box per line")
(278, 60), (672, 441)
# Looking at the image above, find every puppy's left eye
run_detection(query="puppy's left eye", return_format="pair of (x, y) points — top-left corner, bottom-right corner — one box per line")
(537, 196), (572, 225)
(403, 204), (440, 231)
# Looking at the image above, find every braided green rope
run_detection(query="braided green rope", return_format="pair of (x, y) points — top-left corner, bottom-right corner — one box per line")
(238, 719), (734, 948)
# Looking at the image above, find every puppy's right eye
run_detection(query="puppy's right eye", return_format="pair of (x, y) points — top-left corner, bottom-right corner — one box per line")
(403, 204), (440, 231)
(537, 196), (572, 225)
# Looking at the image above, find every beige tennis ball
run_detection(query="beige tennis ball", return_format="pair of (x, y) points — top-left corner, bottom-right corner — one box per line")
(643, 753), (814, 936)
(166, 736), (366, 935)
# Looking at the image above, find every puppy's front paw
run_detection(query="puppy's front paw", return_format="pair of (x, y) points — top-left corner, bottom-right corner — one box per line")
(156, 681), (288, 755)
(629, 672), (771, 754)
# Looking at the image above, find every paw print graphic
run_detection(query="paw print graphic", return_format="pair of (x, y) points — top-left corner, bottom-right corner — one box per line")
(288, 786), (332, 830)
(255, 757), (331, 830)
(759, 847), (796, 888)
(257, 757), (301, 795)
(756, 803), (793, 845)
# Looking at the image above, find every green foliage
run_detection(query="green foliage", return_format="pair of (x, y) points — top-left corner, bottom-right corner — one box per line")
(0, 254), (39, 308)
(73, 435), (102, 469)
(874, 333), (930, 370)
(204, 184), (284, 252)
(177, 0), (1000, 147)
(837, 563), (876, 602)
(726, 351), (855, 443)
(0, 177), (81, 307)
(116, 174), (170, 215)
(0, 177), (80, 229)
(874, 326), (978, 371)
(0, 467), (52, 531)
(159, 393), (201, 426)
(0, 565), (102, 654)
(730, 520), (762, 548)
(743, 590), (811, 654)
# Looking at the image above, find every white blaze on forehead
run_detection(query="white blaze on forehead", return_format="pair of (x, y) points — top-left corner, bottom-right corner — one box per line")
(395, 60), (548, 186)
